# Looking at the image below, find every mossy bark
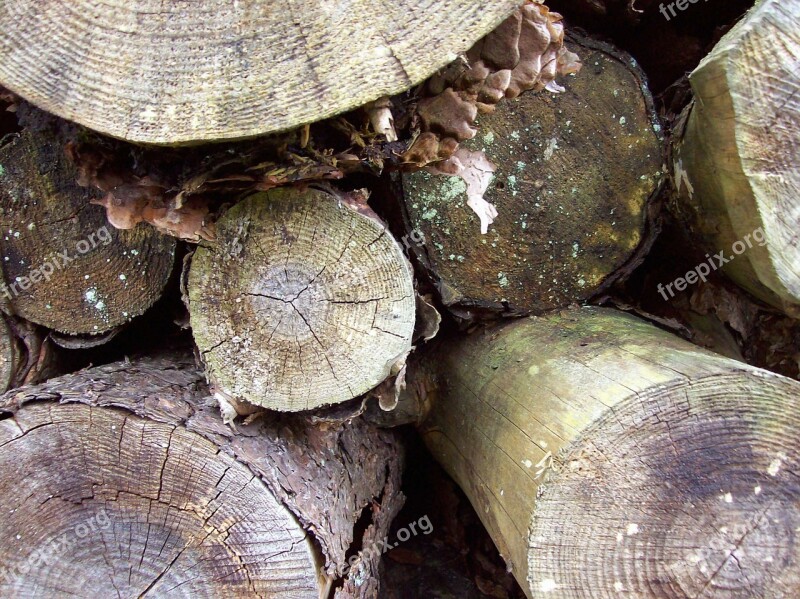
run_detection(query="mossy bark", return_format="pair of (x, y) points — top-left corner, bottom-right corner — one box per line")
(401, 35), (663, 316)
(418, 307), (800, 598)
(0, 353), (405, 598)
(0, 130), (176, 336)
(188, 187), (416, 412)
(672, 0), (800, 318)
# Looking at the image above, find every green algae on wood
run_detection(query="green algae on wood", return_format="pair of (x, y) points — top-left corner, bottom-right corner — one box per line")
(0, 131), (176, 336)
(402, 36), (663, 315)
(418, 306), (800, 598)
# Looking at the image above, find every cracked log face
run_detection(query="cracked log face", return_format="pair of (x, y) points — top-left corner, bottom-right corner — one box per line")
(402, 36), (662, 314)
(0, 402), (320, 597)
(188, 187), (415, 412)
(673, 0), (800, 317)
(419, 307), (800, 598)
(0, 0), (520, 144)
(0, 354), (406, 598)
(0, 131), (176, 336)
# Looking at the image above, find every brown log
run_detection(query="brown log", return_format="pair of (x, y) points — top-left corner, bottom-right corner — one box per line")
(416, 307), (800, 598)
(400, 34), (663, 317)
(0, 353), (405, 598)
(0, 130), (176, 338)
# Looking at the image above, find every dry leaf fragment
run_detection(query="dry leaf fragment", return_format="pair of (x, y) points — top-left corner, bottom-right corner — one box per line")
(428, 148), (498, 234)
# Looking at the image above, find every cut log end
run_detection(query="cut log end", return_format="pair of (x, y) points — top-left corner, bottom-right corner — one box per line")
(420, 307), (800, 598)
(0, 402), (320, 596)
(188, 187), (416, 412)
(674, 0), (800, 316)
(402, 36), (662, 314)
(528, 373), (800, 598)
(0, 131), (176, 336)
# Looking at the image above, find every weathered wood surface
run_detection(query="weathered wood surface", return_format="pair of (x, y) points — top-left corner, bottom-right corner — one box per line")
(673, 0), (800, 317)
(402, 35), (663, 316)
(418, 306), (800, 598)
(0, 130), (176, 336)
(188, 187), (416, 412)
(0, 353), (405, 598)
(0, 0), (519, 144)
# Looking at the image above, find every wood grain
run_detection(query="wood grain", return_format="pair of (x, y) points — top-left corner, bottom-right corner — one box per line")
(188, 187), (416, 412)
(0, 0), (520, 144)
(674, 0), (800, 317)
(419, 307), (800, 598)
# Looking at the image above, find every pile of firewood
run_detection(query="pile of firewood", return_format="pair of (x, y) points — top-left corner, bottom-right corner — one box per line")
(0, 0), (797, 597)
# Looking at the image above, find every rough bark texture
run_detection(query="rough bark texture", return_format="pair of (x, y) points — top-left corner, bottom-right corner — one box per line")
(0, 0), (519, 144)
(672, 0), (800, 317)
(188, 187), (416, 412)
(402, 35), (663, 316)
(0, 354), (405, 598)
(418, 306), (800, 598)
(0, 130), (176, 336)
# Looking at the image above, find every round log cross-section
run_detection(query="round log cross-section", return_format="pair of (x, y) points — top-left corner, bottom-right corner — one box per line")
(0, 130), (176, 336)
(418, 307), (800, 598)
(402, 35), (662, 315)
(0, 402), (320, 596)
(188, 187), (416, 412)
(0, 354), (406, 597)
(673, 0), (800, 317)
(0, 0), (519, 144)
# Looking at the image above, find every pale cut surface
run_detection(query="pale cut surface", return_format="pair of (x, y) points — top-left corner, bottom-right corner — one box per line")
(420, 307), (800, 598)
(0, 0), (519, 144)
(188, 188), (415, 412)
(677, 0), (800, 316)
(0, 402), (319, 597)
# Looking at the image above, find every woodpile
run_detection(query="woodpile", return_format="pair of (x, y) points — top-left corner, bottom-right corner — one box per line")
(0, 0), (797, 597)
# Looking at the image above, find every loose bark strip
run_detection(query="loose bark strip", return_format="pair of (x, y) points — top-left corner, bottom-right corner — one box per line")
(402, 35), (663, 316)
(188, 187), (416, 412)
(673, 0), (800, 317)
(0, 353), (405, 598)
(418, 306), (800, 598)
(0, 130), (176, 336)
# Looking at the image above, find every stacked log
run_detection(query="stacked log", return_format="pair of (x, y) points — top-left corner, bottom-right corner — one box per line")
(417, 307), (800, 598)
(673, 0), (800, 317)
(401, 34), (663, 316)
(0, 354), (405, 597)
(187, 186), (416, 412)
(0, 130), (176, 339)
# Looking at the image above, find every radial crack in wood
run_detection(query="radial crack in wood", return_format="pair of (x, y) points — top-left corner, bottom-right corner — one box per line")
(188, 187), (416, 412)
(0, 353), (406, 598)
(0, 130), (176, 336)
(418, 306), (800, 598)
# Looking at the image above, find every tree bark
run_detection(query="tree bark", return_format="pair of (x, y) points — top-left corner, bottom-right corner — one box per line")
(672, 0), (800, 317)
(0, 353), (405, 598)
(187, 186), (416, 412)
(401, 35), (663, 317)
(417, 306), (800, 598)
(0, 130), (176, 337)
